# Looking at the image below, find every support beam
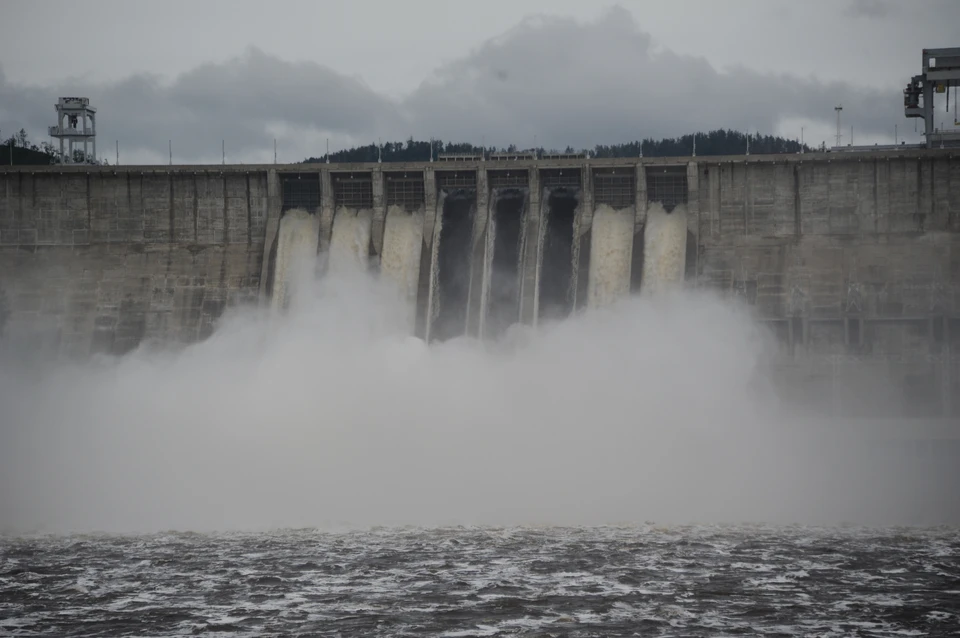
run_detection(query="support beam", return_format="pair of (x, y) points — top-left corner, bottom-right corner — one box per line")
(574, 165), (592, 310)
(466, 167), (488, 337)
(520, 168), (540, 324)
(635, 163), (647, 229)
(414, 167), (437, 339)
(318, 170), (334, 254)
(686, 161), (700, 280)
(257, 168), (281, 303)
(370, 167), (386, 256)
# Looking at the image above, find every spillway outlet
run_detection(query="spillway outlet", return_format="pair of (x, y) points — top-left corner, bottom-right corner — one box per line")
(485, 187), (527, 338)
(430, 189), (477, 342)
(538, 187), (580, 322)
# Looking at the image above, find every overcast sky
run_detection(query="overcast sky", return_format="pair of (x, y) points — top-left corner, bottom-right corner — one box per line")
(1, 0), (958, 164)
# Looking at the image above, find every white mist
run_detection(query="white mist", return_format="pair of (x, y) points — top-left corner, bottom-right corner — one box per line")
(0, 245), (956, 533)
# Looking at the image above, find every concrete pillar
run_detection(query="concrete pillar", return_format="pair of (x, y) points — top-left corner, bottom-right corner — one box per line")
(414, 167), (437, 339)
(257, 168), (281, 303)
(706, 162), (720, 238)
(573, 165), (593, 310)
(742, 162), (750, 237)
(318, 170), (334, 254)
(686, 161), (700, 281)
(520, 167), (540, 324)
(370, 167), (385, 256)
(422, 167), (438, 249)
(578, 165), (594, 234)
(466, 167), (488, 337)
(686, 161), (700, 230)
(793, 163), (802, 237)
(635, 162), (647, 229)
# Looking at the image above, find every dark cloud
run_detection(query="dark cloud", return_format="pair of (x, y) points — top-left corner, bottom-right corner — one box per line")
(0, 8), (906, 162)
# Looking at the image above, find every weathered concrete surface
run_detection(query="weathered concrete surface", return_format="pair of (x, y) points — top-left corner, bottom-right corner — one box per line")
(0, 170), (271, 355)
(691, 154), (960, 418)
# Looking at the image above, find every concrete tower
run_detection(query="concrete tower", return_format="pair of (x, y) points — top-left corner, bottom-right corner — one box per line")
(48, 97), (96, 164)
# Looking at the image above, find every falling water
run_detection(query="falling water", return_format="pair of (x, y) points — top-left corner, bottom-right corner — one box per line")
(587, 204), (635, 308)
(427, 191), (476, 342)
(329, 208), (373, 273)
(270, 209), (320, 311)
(641, 203), (688, 295)
(380, 206), (424, 325)
(483, 189), (527, 339)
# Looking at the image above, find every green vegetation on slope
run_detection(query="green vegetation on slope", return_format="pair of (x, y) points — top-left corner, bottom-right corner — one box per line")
(0, 129), (106, 165)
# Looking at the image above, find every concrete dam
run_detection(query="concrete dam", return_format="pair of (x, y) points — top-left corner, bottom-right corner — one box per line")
(2, 149), (960, 421)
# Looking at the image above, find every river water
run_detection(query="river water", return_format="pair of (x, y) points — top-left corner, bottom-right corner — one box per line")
(2, 525), (958, 636)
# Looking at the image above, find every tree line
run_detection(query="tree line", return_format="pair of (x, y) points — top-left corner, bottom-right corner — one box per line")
(1, 126), (809, 166)
(1, 128), (106, 165)
(302, 129), (810, 163)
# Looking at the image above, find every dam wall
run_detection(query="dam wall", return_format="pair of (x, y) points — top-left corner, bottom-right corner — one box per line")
(2, 150), (959, 418)
(0, 169), (272, 356)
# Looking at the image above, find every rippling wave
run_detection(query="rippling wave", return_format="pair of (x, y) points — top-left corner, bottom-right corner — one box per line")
(2, 525), (958, 636)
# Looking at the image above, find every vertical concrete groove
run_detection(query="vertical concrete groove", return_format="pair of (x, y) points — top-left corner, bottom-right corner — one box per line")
(15, 173), (22, 245)
(126, 173), (133, 239)
(916, 159), (923, 232)
(743, 163), (750, 237)
(85, 174), (91, 241)
(245, 174), (252, 246)
(168, 174), (175, 244)
(139, 174), (145, 243)
(712, 163), (720, 237)
(889, 159), (895, 234)
(930, 158), (935, 228)
(193, 176), (199, 243)
(794, 164), (802, 237)
(222, 175), (229, 246)
(951, 156), (956, 230)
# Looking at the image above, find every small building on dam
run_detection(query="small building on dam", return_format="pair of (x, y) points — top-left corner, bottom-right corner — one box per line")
(1, 149), (960, 422)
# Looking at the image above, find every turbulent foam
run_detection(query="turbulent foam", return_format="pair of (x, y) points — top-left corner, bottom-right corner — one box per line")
(642, 203), (687, 295)
(587, 204), (634, 308)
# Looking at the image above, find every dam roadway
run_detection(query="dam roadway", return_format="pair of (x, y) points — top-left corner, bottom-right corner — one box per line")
(1, 148), (960, 427)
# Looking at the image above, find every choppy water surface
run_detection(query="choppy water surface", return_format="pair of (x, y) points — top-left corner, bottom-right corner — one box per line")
(2, 525), (958, 636)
